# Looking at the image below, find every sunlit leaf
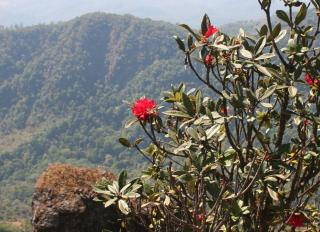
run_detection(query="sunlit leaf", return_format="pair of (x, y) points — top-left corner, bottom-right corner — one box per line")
(104, 198), (117, 208)
(118, 199), (130, 215)
(240, 47), (253, 59)
(267, 187), (279, 201)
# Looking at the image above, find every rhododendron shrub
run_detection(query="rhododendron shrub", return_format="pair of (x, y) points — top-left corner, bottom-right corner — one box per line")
(96, 0), (320, 231)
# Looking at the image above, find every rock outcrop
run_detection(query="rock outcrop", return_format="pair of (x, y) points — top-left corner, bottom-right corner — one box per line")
(32, 164), (120, 232)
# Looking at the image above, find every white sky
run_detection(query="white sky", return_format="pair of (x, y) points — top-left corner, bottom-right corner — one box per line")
(0, 0), (291, 27)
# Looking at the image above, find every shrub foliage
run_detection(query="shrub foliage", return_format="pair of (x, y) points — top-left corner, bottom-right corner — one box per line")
(96, 0), (320, 231)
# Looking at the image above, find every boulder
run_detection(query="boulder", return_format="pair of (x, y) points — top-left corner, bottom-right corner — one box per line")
(31, 164), (120, 232)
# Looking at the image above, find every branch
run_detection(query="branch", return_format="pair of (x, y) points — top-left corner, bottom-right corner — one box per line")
(186, 53), (223, 96)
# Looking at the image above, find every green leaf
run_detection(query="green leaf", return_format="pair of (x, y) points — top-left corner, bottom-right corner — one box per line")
(267, 186), (279, 201)
(119, 138), (132, 148)
(276, 10), (291, 25)
(164, 195), (171, 206)
(163, 110), (192, 119)
(118, 199), (130, 215)
(222, 91), (232, 100)
(255, 53), (275, 60)
(94, 188), (113, 196)
(125, 192), (141, 198)
(295, 3), (307, 25)
(167, 129), (178, 143)
(195, 90), (202, 115)
(236, 81), (244, 100)
(239, 47), (253, 59)
(187, 127), (199, 141)
(274, 30), (287, 43)
(244, 88), (257, 103)
(206, 124), (220, 139)
(182, 93), (195, 116)
(175, 102), (188, 113)
(120, 183), (131, 194)
(271, 23), (281, 39)
(259, 24), (268, 37)
(201, 14), (211, 35)
(104, 198), (117, 208)
(265, 176), (277, 182)
(130, 184), (142, 192)
(177, 173), (194, 183)
(239, 28), (245, 37)
(313, 0), (320, 8)
(108, 182), (119, 195)
(118, 170), (127, 190)
(134, 138), (143, 146)
(267, 67), (282, 80)
(259, 85), (277, 101)
(254, 64), (272, 77)
(288, 86), (298, 98)
(173, 36), (186, 52)
(211, 43), (229, 50)
(125, 118), (138, 128)
(261, 102), (273, 108)
(254, 36), (267, 55)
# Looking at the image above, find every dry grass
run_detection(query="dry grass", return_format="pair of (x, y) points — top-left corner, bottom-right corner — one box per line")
(35, 163), (115, 199)
(0, 220), (23, 228)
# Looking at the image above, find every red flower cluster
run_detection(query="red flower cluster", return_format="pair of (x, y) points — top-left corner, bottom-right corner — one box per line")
(204, 25), (218, 38)
(205, 54), (214, 66)
(132, 97), (157, 121)
(305, 72), (318, 87)
(201, 25), (218, 43)
(287, 214), (305, 228)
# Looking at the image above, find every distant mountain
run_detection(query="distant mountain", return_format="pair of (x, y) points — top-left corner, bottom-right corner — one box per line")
(0, 12), (199, 221)
(0, 0), (286, 27)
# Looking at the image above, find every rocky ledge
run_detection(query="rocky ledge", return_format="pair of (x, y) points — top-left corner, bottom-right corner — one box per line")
(31, 164), (120, 232)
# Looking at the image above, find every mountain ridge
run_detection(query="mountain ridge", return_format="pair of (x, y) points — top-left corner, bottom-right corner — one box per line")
(0, 12), (196, 222)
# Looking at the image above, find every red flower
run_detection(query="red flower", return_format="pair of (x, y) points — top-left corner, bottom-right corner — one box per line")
(196, 213), (205, 221)
(220, 106), (227, 114)
(305, 73), (314, 86)
(132, 97), (157, 121)
(204, 25), (218, 38)
(303, 119), (310, 126)
(305, 72), (319, 87)
(287, 214), (305, 228)
(205, 54), (214, 66)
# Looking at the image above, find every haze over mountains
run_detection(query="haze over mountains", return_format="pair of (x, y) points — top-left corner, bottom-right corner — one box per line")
(0, 0), (287, 27)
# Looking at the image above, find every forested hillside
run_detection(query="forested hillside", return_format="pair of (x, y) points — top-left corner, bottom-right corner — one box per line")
(0, 13), (198, 222)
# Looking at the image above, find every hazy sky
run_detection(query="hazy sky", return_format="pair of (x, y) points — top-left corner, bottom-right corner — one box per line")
(0, 0), (287, 27)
